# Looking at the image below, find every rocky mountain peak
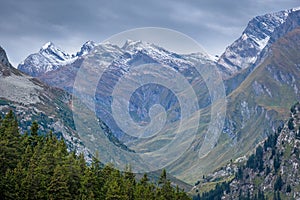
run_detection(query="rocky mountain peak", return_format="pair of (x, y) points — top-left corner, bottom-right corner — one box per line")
(18, 41), (95, 77)
(76, 40), (96, 57)
(217, 8), (298, 77)
(40, 41), (54, 50)
(0, 46), (20, 77)
(122, 39), (144, 51)
(39, 42), (72, 61)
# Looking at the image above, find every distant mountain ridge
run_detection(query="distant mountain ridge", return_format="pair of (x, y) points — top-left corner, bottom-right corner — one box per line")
(18, 8), (300, 82)
(19, 39), (215, 143)
(18, 41), (96, 77)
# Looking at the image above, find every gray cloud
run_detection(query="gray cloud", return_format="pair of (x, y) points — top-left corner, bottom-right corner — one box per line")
(0, 0), (299, 66)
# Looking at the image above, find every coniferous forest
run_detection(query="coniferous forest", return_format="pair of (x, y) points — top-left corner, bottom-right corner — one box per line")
(0, 110), (191, 200)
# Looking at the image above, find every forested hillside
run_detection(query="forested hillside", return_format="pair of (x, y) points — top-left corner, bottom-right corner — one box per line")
(0, 110), (190, 200)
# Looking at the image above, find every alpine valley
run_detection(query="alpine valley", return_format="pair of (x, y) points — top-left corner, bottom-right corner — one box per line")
(1, 7), (300, 197)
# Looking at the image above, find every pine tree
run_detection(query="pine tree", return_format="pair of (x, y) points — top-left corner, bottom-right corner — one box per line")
(80, 167), (96, 199)
(140, 173), (149, 186)
(288, 118), (294, 130)
(286, 184), (291, 193)
(157, 169), (175, 200)
(0, 110), (21, 176)
(30, 121), (39, 137)
(274, 154), (280, 173)
(21, 141), (44, 199)
(3, 162), (25, 199)
(236, 167), (243, 180)
(0, 111), (23, 199)
(175, 185), (190, 200)
(274, 175), (283, 191)
(135, 173), (155, 200)
(123, 164), (135, 200)
(65, 153), (82, 199)
(104, 170), (125, 200)
(159, 169), (167, 185)
(48, 165), (72, 200)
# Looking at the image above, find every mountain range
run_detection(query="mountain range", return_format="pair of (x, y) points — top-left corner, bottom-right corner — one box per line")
(0, 7), (299, 185)
(18, 41), (96, 77)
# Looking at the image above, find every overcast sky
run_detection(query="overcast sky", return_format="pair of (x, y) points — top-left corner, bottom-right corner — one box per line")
(0, 0), (299, 66)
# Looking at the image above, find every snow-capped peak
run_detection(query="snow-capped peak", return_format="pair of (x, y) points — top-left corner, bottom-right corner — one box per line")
(76, 40), (97, 57)
(18, 42), (77, 77)
(122, 39), (149, 51)
(18, 40), (101, 77)
(41, 42), (53, 50)
(118, 39), (214, 68)
(217, 9), (292, 76)
(39, 42), (72, 61)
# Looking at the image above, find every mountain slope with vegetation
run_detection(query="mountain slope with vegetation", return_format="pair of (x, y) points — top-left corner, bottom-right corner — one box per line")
(0, 110), (191, 200)
(169, 25), (300, 184)
(0, 46), (90, 158)
(193, 102), (300, 199)
(0, 45), (139, 164)
(0, 45), (192, 191)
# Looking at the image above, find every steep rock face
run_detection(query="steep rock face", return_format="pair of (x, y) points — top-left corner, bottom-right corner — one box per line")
(0, 46), (12, 77)
(218, 8), (300, 78)
(76, 40), (96, 57)
(224, 8), (300, 95)
(254, 7), (300, 67)
(0, 46), (10, 67)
